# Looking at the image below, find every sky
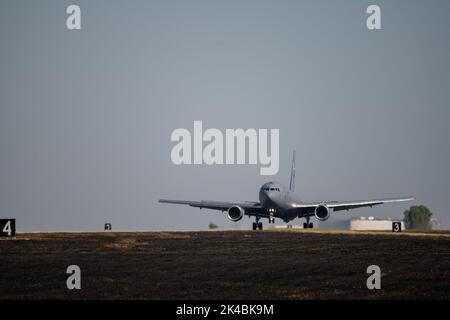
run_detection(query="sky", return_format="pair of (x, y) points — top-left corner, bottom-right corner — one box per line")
(1, 0), (449, 231)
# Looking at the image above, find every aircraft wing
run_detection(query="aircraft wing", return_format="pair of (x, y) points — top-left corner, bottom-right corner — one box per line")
(292, 197), (414, 217)
(158, 199), (267, 217)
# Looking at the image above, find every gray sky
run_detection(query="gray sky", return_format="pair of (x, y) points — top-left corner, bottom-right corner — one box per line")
(1, 0), (449, 231)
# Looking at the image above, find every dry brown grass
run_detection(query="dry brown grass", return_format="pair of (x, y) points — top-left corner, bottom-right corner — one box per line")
(1, 230), (449, 300)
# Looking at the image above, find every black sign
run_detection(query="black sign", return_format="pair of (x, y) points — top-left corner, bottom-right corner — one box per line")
(105, 223), (112, 231)
(392, 221), (402, 233)
(0, 219), (16, 237)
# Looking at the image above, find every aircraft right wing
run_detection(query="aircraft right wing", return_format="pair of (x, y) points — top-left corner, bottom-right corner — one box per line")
(291, 197), (414, 217)
(158, 199), (267, 217)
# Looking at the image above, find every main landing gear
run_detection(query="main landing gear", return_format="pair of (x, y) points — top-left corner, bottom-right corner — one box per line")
(252, 217), (263, 230)
(252, 216), (276, 230)
(303, 217), (314, 229)
(252, 222), (263, 230)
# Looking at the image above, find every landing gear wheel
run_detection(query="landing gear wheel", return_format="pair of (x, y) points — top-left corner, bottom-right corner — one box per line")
(252, 222), (257, 230)
(309, 223), (313, 229)
(258, 222), (263, 230)
(303, 223), (307, 229)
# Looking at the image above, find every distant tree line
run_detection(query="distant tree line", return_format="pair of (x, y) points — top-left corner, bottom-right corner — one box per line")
(403, 205), (433, 230)
(208, 222), (218, 230)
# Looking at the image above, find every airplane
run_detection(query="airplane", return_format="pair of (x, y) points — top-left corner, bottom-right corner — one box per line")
(159, 151), (414, 230)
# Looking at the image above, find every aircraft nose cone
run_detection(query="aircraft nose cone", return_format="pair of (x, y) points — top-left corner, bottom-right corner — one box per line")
(259, 189), (277, 209)
(259, 189), (270, 203)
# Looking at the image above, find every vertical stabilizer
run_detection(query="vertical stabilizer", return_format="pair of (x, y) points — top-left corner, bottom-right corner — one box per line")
(289, 150), (296, 192)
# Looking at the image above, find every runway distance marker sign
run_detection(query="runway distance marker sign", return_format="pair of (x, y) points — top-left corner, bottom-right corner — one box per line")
(392, 222), (402, 233)
(0, 219), (16, 237)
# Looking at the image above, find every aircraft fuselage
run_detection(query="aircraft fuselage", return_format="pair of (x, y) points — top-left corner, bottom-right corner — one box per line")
(259, 181), (300, 222)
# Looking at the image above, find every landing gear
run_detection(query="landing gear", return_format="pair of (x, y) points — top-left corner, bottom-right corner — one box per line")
(252, 222), (263, 230)
(252, 217), (263, 230)
(268, 217), (275, 224)
(303, 217), (314, 229)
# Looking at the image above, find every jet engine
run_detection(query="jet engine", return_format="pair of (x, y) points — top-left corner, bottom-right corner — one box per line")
(228, 206), (244, 222)
(314, 204), (330, 221)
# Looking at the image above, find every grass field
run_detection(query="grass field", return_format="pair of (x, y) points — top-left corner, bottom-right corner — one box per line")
(1, 230), (449, 299)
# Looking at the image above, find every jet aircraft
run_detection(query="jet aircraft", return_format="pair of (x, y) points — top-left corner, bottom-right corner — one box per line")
(159, 151), (414, 230)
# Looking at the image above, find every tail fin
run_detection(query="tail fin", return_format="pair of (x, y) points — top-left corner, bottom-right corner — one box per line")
(289, 150), (296, 192)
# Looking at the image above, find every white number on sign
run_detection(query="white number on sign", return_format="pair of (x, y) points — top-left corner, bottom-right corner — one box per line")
(2, 221), (11, 236)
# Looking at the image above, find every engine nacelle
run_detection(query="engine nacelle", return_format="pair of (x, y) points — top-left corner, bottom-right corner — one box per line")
(228, 205), (244, 222)
(314, 204), (330, 221)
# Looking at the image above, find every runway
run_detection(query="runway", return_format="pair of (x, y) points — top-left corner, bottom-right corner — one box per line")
(1, 230), (449, 299)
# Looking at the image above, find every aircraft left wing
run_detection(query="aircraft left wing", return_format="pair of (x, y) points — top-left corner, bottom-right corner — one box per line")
(292, 197), (414, 217)
(158, 199), (267, 217)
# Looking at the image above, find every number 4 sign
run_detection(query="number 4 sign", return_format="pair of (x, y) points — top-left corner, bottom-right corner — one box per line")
(0, 219), (16, 237)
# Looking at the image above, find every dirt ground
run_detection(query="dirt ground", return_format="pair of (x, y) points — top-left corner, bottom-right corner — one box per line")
(0, 229), (449, 299)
